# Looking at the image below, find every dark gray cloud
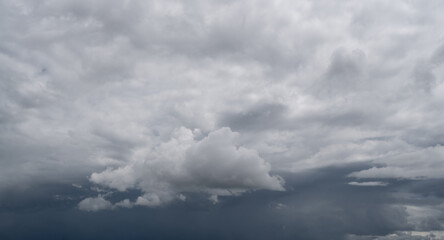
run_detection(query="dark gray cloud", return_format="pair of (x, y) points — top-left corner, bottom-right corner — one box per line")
(1, 0), (444, 238)
(219, 102), (288, 132)
(314, 48), (368, 96)
(1, 165), (443, 240)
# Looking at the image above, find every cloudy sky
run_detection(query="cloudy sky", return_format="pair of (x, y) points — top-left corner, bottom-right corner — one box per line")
(1, 0), (444, 239)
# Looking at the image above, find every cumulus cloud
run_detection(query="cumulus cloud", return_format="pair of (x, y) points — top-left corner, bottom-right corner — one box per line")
(78, 196), (112, 212)
(0, 0), (444, 227)
(89, 127), (284, 206)
(114, 199), (133, 208)
(135, 193), (163, 207)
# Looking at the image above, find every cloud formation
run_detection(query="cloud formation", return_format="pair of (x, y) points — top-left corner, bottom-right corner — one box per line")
(78, 196), (112, 212)
(1, 0), (444, 237)
(90, 127), (284, 205)
(348, 181), (389, 187)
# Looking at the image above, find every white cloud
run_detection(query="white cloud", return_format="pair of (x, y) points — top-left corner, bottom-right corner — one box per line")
(89, 127), (284, 206)
(114, 199), (133, 208)
(348, 181), (389, 187)
(209, 195), (219, 205)
(135, 193), (164, 207)
(78, 196), (112, 212)
(350, 146), (444, 179)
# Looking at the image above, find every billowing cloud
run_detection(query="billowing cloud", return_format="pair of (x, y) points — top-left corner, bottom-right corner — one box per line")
(1, 0), (443, 190)
(90, 127), (284, 205)
(1, 0), (444, 237)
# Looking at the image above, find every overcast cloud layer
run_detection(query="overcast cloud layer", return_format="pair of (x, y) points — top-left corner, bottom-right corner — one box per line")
(1, 0), (444, 239)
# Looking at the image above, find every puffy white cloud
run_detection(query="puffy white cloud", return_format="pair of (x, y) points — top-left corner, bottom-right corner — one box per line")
(114, 199), (133, 208)
(78, 196), (112, 212)
(135, 193), (164, 207)
(90, 127), (284, 206)
(183, 128), (284, 191)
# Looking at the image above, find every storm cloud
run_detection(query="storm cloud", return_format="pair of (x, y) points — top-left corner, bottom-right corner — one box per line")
(1, 0), (444, 239)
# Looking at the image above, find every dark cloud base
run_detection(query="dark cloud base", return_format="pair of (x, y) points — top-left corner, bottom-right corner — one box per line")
(1, 164), (442, 240)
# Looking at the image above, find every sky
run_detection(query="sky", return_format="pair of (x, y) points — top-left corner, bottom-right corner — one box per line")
(1, 0), (444, 239)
